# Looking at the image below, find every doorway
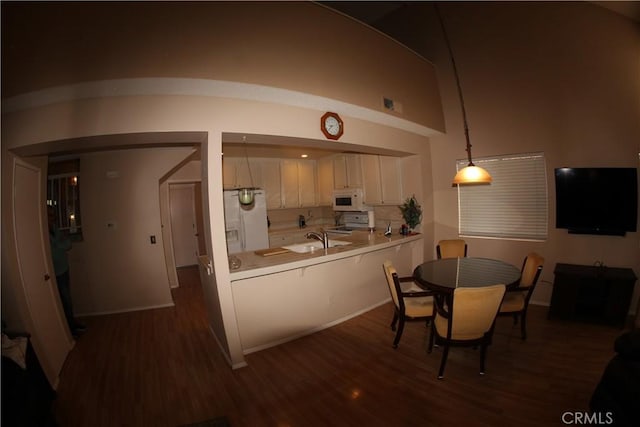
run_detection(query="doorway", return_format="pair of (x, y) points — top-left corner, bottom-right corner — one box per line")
(12, 157), (73, 386)
(169, 182), (206, 268)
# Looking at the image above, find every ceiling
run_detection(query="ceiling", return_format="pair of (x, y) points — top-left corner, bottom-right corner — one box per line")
(222, 132), (412, 159)
(321, 1), (640, 28)
(37, 2), (638, 161)
(204, 2), (640, 161)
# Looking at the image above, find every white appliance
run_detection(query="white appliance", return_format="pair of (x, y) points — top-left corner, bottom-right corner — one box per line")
(223, 189), (269, 254)
(332, 188), (368, 211)
(331, 211), (371, 233)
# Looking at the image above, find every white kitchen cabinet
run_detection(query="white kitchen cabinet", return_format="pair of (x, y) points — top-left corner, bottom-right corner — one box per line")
(378, 156), (403, 205)
(333, 154), (362, 189)
(361, 155), (383, 205)
(361, 155), (403, 205)
(281, 159), (317, 208)
(222, 156), (239, 189)
(297, 160), (317, 207)
(317, 157), (334, 206)
(260, 158), (282, 209)
(223, 157), (261, 189)
(280, 159), (300, 208)
(236, 158), (262, 189)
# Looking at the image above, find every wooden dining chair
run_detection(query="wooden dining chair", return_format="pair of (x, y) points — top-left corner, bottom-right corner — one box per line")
(498, 252), (544, 340)
(436, 239), (467, 259)
(428, 284), (506, 379)
(382, 261), (435, 349)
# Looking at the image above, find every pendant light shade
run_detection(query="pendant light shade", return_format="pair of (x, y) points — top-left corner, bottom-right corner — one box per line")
(436, 5), (492, 186)
(453, 165), (492, 185)
(238, 188), (255, 206)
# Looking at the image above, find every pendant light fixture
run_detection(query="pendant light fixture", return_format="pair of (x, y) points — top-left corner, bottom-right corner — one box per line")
(238, 136), (256, 206)
(436, 5), (492, 185)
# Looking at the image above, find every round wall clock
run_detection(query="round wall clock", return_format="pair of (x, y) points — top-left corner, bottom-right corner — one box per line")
(321, 112), (344, 140)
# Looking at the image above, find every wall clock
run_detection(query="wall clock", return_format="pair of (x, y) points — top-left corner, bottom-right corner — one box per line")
(321, 112), (344, 140)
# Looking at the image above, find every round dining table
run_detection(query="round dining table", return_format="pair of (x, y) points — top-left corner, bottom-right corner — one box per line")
(413, 257), (521, 293)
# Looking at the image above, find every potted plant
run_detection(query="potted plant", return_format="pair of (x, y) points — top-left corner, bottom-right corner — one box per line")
(399, 195), (422, 234)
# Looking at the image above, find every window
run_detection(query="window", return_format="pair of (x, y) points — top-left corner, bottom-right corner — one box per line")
(47, 158), (83, 241)
(457, 152), (548, 241)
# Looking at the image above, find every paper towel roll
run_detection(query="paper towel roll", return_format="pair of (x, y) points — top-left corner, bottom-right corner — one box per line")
(368, 210), (375, 228)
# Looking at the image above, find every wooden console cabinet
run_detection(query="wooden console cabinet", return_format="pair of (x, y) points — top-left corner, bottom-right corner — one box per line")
(550, 263), (637, 327)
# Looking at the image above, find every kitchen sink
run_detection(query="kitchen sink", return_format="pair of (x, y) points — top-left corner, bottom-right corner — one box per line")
(283, 239), (352, 254)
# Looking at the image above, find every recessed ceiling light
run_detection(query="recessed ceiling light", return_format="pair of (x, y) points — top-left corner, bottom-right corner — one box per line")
(301, 154), (308, 158)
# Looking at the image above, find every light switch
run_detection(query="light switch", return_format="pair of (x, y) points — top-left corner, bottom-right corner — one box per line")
(150, 235), (156, 244)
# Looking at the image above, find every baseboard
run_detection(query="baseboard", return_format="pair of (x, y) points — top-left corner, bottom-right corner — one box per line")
(241, 298), (391, 356)
(76, 302), (175, 317)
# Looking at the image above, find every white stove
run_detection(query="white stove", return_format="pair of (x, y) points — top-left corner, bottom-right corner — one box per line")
(330, 211), (371, 233)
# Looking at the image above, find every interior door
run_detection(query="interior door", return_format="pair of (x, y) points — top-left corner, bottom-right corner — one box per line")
(169, 183), (199, 267)
(193, 182), (206, 256)
(13, 158), (72, 387)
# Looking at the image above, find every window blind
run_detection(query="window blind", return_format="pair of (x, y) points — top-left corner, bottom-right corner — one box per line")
(457, 153), (548, 241)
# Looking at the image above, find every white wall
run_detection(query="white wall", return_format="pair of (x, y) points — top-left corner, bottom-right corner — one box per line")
(1, 2), (441, 367)
(70, 147), (195, 315)
(377, 1), (640, 309)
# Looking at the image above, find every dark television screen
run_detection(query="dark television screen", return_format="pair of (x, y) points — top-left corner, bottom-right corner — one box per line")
(555, 167), (638, 236)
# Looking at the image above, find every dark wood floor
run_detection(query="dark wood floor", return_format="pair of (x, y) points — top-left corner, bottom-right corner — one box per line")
(53, 266), (625, 427)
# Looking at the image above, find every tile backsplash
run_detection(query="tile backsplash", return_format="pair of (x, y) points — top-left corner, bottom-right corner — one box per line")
(266, 205), (408, 234)
(267, 206), (335, 231)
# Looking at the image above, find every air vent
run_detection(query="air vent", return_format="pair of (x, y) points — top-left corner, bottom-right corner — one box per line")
(382, 97), (403, 113)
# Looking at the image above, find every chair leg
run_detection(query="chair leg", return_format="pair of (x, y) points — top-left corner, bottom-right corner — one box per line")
(512, 313), (518, 325)
(520, 310), (528, 340)
(390, 311), (398, 331)
(437, 344), (449, 379)
(428, 322), (435, 353)
(393, 316), (405, 349)
(479, 343), (487, 375)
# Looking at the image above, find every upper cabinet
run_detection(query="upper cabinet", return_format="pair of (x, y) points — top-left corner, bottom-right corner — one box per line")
(361, 155), (403, 205)
(333, 154), (362, 189)
(296, 160), (317, 207)
(223, 153), (408, 209)
(317, 157), (334, 206)
(260, 159), (282, 209)
(280, 159), (300, 208)
(281, 159), (317, 208)
(361, 155), (382, 204)
(222, 157), (262, 189)
(378, 156), (403, 205)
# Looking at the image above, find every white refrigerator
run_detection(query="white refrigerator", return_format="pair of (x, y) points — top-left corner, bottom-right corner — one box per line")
(223, 189), (269, 254)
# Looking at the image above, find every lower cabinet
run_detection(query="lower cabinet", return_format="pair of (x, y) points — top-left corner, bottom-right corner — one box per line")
(231, 240), (422, 353)
(549, 263), (637, 327)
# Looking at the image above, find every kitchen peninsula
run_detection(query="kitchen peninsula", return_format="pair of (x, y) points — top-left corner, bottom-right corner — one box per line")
(230, 230), (423, 354)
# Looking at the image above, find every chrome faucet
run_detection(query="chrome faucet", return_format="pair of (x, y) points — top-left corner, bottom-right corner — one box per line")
(305, 231), (329, 248)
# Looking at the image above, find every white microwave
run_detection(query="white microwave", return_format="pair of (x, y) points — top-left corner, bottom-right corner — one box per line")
(333, 188), (366, 211)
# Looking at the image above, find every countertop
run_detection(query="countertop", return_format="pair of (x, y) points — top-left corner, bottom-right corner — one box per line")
(229, 231), (423, 281)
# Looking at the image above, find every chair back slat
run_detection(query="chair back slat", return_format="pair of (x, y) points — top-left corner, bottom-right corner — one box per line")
(437, 239), (467, 259)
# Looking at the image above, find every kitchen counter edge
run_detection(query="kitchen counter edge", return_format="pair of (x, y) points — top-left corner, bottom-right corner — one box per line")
(229, 232), (423, 281)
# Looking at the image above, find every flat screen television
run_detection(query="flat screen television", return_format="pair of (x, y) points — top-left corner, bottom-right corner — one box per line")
(555, 167), (638, 236)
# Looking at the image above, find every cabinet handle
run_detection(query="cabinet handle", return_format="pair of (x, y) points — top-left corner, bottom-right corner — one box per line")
(44, 274), (51, 281)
